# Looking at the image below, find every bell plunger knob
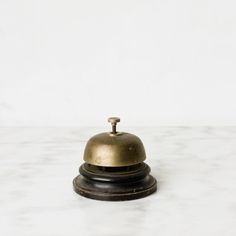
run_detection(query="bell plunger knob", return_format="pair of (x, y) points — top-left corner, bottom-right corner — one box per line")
(108, 117), (120, 134)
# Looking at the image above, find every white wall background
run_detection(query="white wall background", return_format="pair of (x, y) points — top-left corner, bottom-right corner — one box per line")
(0, 0), (236, 126)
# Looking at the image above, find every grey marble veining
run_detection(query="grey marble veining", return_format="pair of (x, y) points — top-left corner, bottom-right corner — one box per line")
(0, 127), (236, 236)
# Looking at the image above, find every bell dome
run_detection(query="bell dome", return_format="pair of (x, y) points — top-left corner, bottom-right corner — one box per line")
(83, 131), (146, 167)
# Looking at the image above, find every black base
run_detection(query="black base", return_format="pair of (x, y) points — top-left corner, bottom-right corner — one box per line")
(73, 163), (157, 201)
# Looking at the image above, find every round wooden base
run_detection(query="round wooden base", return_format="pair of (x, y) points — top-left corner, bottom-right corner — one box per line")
(73, 163), (157, 201)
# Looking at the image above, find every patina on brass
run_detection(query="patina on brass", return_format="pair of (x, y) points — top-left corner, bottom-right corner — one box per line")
(73, 117), (157, 201)
(83, 117), (146, 167)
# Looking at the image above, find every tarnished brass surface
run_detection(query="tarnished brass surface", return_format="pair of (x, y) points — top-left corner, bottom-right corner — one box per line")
(83, 132), (146, 167)
(83, 117), (146, 167)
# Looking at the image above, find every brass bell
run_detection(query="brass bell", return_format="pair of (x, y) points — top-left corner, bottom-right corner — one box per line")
(73, 117), (157, 201)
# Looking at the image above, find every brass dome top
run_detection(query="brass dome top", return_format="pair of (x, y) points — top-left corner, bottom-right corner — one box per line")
(83, 117), (146, 167)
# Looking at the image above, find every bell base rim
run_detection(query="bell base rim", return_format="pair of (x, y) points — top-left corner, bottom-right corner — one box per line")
(73, 176), (157, 201)
(73, 174), (157, 201)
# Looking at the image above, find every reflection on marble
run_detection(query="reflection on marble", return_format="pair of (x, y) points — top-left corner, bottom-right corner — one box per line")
(0, 127), (236, 236)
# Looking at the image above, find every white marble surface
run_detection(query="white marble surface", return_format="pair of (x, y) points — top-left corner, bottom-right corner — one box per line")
(1, 127), (236, 236)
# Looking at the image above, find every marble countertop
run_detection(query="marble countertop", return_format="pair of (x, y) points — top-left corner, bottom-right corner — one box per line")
(1, 127), (236, 236)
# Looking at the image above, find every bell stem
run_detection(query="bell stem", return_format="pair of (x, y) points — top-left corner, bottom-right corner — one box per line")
(112, 124), (116, 134)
